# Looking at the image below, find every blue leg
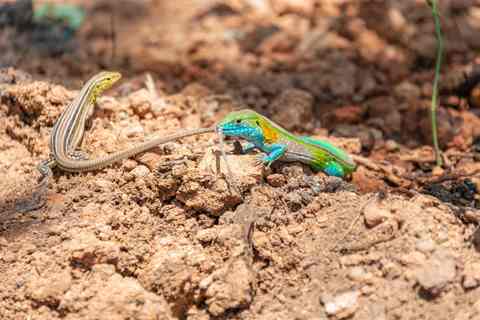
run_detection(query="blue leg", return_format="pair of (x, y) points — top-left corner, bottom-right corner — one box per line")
(241, 142), (256, 154)
(323, 161), (345, 177)
(261, 144), (287, 167)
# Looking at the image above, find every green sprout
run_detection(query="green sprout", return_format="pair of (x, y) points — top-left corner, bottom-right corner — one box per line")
(426, 0), (444, 167)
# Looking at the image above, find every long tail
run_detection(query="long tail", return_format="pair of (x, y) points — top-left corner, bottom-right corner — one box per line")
(56, 128), (216, 172)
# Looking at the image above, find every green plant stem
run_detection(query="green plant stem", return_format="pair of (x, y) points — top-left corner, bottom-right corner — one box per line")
(428, 0), (444, 167)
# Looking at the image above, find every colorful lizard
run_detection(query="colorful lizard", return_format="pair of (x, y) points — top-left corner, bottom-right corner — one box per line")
(217, 109), (356, 178)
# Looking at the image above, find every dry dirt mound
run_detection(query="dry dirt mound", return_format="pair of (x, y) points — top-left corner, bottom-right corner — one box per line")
(0, 75), (479, 320)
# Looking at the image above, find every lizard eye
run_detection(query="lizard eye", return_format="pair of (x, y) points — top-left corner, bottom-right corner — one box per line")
(256, 120), (260, 126)
(236, 119), (242, 124)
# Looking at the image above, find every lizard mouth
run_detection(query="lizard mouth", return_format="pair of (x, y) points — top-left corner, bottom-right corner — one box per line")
(216, 125), (235, 136)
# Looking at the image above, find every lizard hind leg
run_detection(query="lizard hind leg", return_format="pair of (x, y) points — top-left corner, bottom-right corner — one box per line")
(37, 158), (55, 180)
(68, 150), (90, 161)
(323, 161), (345, 178)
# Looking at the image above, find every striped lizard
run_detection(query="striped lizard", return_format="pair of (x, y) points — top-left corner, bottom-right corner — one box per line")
(28, 71), (214, 211)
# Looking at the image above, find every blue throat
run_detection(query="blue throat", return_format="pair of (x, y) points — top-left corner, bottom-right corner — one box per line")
(220, 124), (265, 147)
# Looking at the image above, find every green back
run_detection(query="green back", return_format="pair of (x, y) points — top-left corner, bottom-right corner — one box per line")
(299, 136), (356, 173)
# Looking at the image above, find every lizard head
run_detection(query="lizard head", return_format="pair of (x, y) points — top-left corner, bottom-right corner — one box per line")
(217, 109), (265, 143)
(90, 71), (122, 100)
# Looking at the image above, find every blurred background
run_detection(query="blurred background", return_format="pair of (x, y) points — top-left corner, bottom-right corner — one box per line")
(2, 0), (480, 154)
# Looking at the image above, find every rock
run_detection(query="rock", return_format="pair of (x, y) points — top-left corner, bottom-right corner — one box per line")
(200, 257), (254, 316)
(61, 264), (173, 320)
(269, 88), (314, 131)
(136, 152), (163, 171)
(431, 166), (444, 177)
(198, 147), (262, 185)
(462, 262), (480, 289)
(363, 200), (392, 228)
(128, 89), (153, 118)
(285, 192), (303, 212)
(399, 251), (427, 267)
(123, 159), (138, 171)
(196, 228), (218, 243)
(418, 107), (459, 148)
(322, 290), (359, 319)
(415, 238), (436, 254)
(352, 166), (388, 194)
(365, 96), (401, 136)
(322, 105), (364, 126)
(332, 124), (380, 152)
(415, 250), (457, 296)
(26, 269), (72, 306)
(139, 236), (211, 315)
(93, 178), (115, 192)
(385, 139), (399, 152)
(131, 165), (151, 178)
(123, 125), (145, 138)
(181, 83), (212, 98)
(64, 232), (121, 268)
(394, 81), (421, 101)
(270, 0), (314, 15)
(266, 173), (286, 187)
(347, 266), (373, 284)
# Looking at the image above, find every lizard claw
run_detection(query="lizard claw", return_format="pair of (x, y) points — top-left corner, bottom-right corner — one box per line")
(253, 154), (273, 169)
(253, 154), (264, 168)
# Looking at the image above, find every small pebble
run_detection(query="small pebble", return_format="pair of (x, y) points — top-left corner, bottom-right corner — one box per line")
(123, 159), (138, 171)
(195, 228), (217, 243)
(123, 125), (144, 138)
(436, 230), (449, 244)
(415, 238), (436, 253)
(348, 266), (371, 283)
(385, 139), (399, 152)
(94, 179), (114, 192)
(363, 201), (391, 228)
(130, 165), (150, 178)
(415, 249), (456, 296)
(394, 81), (420, 100)
(266, 173), (286, 187)
(432, 166), (444, 177)
(462, 262), (480, 289)
(322, 290), (359, 319)
(137, 152), (163, 171)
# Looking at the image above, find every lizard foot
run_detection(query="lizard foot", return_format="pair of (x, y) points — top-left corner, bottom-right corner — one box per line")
(69, 150), (90, 161)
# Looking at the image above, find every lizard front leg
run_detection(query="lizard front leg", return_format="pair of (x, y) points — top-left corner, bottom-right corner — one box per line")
(240, 142), (256, 154)
(259, 143), (287, 167)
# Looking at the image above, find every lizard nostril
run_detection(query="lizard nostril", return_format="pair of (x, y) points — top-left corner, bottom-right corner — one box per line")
(236, 119), (242, 124)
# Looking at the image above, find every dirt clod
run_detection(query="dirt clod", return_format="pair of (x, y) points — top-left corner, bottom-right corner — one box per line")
(415, 250), (457, 296)
(322, 290), (360, 319)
